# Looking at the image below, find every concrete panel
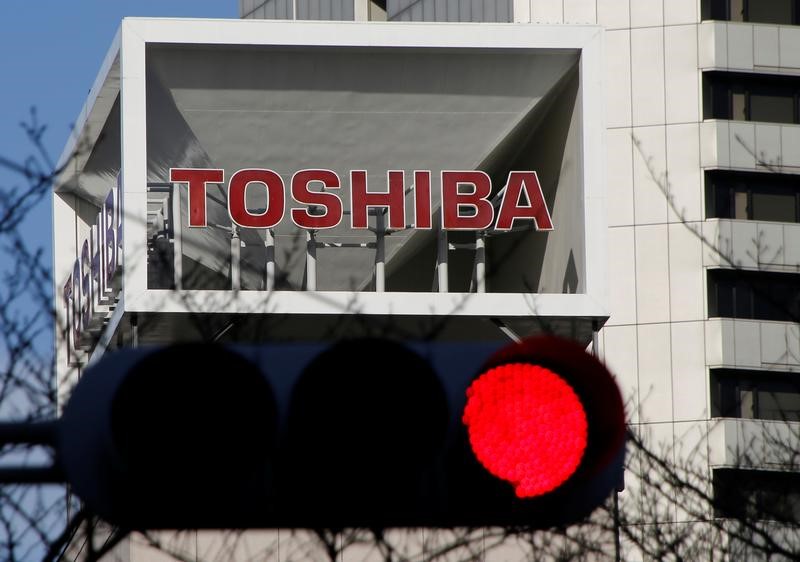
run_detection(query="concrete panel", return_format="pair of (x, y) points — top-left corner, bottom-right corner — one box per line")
(564, 0), (596, 24)
(673, 423), (712, 523)
(734, 320), (762, 368)
(605, 30), (632, 129)
(608, 226), (637, 325)
(673, 421), (710, 484)
(702, 220), (722, 267)
(698, 22), (723, 69)
(631, 27), (666, 127)
(669, 223), (705, 322)
(664, 0), (697, 25)
(784, 223), (800, 269)
(780, 125), (800, 167)
(700, 121), (722, 169)
(666, 123), (702, 223)
(630, 0), (662, 28)
(716, 121), (733, 169)
(530, 0), (563, 23)
(760, 321), (788, 367)
(755, 222), (784, 267)
(197, 530), (278, 561)
(730, 220), (758, 268)
(131, 531), (198, 561)
(637, 323), (674, 423)
(729, 122), (756, 168)
(596, 0), (629, 29)
(703, 219), (733, 267)
(788, 323), (800, 367)
(754, 123), (782, 169)
(779, 25), (800, 69)
(607, 128), (634, 227)
(632, 126), (668, 225)
(726, 22), (754, 71)
(714, 22), (729, 68)
(635, 225), (671, 324)
(706, 318), (736, 366)
(716, 219), (734, 266)
(665, 25), (700, 124)
(601, 325), (640, 423)
(754, 25), (780, 68)
(671, 322), (708, 421)
(645, 422), (679, 522)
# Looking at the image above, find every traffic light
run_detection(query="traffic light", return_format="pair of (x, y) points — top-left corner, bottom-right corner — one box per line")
(57, 335), (625, 529)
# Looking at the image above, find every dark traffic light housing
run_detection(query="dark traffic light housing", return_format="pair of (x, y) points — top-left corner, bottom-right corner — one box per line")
(58, 336), (625, 529)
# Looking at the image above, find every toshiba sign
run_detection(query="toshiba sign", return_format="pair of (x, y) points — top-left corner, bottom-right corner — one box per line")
(169, 168), (553, 232)
(52, 19), (608, 378)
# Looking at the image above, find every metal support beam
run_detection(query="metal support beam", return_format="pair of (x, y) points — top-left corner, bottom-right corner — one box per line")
(490, 318), (522, 343)
(0, 466), (63, 484)
(170, 182), (182, 290)
(231, 224), (241, 290)
(436, 228), (448, 293)
(374, 210), (386, 292)
(131, 313), (138, 348)
(0, 421), (58, 446)
(306, 230), (317, 291)
(265, 228), (275, 291)
(475, 232), (486, 293)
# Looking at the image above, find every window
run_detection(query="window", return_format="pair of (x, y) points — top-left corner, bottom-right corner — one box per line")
(708, 269), (800, 321)
(714, 469), (800, 522)
(703, 0), (800, 25)
(706, 171), (800, 223)
(711, 369), (800, 421)
(704, 72), (800, 124)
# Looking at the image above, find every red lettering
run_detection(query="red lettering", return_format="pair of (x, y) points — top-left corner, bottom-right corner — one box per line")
(350, 170), (406, 230)
(63, 277), (73, 362)
(414, 171), (432, 229)
(170, 168), (224, 227)
(228, 169), (285, 228)
(291, 170), (343, 229)
(441, 171), (494, 230)
(71, 260), (81, 349)
(80, 240), (92, 332)
(495, 172), (553, 231)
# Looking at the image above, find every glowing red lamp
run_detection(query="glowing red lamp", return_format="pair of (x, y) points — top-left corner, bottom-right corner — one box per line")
(463, 363), (588, 497)
(461, 335), (626, 510)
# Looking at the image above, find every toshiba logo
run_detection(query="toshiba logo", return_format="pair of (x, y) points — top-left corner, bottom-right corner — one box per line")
(169, 168), (554, 232)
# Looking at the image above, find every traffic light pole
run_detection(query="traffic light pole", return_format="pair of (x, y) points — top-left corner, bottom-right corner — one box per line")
(0, 421), (62, 483)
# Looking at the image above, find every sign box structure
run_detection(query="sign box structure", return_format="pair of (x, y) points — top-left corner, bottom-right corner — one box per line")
(52, 18), (607, 394)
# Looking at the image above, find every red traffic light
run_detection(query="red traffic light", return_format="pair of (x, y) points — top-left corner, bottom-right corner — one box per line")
(460, 335), (626, 512)
(463, 363), (588, 498)
(54, 337), (624, 529)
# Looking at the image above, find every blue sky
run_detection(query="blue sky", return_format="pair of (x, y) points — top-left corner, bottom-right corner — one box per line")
(0, 2), (237, 356)
(0, 0), (237, 272)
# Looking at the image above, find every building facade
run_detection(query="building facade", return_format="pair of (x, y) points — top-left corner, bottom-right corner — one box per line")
(52, 0), (800, 560)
